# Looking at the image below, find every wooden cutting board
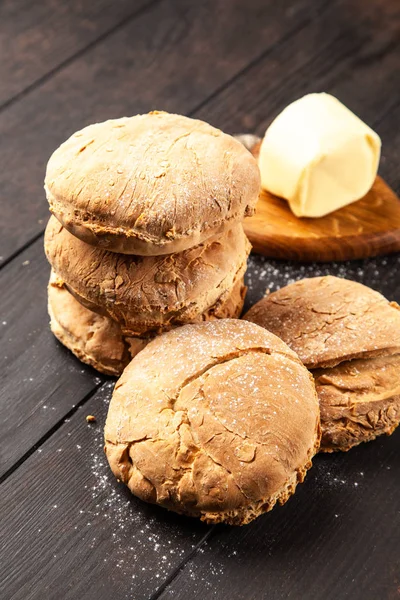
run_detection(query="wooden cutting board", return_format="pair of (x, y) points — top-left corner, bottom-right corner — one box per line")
(240, 137), (400, 262)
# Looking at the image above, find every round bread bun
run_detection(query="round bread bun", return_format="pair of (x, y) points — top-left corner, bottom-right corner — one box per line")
(48, 271), (145, 376)
(314, 354), (400, 452)
(244, 276), (400, 452)
(48, 271), (247, 376)
(45, 216), (250, 336)
(104, 320), (320, 525)
(243, 276), (400, 369)
(45, 112), (260, 255)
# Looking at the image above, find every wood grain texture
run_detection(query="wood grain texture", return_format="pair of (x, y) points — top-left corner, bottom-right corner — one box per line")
(0, 0), (336, 476)
(2, 246), (399, 599)
(0, 0), (150, 107)
(158, 433), (400, 600)
(0, 1), (399, 598)
(0, 0), (334, 264)
(159, 250), (400, 599)
(0, 383), (212, 600)
(244, 142), (400, 262)
(243, 252), (400, 317)
(2, 250), (399, 600)
(197, 0), (400, 190)
(0, 238), (103, 478)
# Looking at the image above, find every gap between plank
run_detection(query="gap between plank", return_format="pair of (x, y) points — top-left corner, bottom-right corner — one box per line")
(0, 0), (332, 271)
(0, 0), (378, 487)
(0, 229), (44, 270)
(0, 380), (105, 486)
(149, 526), (219, 600)
(373, 97), (400, 128)
(0, 0), (164, 115)
(0, 0), (337, 272)
(187, 0), (333, 119)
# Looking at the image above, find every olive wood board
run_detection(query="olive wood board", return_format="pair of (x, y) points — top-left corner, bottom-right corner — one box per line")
(240, 137), (400, 262)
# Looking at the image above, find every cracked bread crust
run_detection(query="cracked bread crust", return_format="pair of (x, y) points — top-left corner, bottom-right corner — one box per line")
(314, 354), (400, 452)
(104, 320), (321, 525)
(45, 216), (250, 336)
(48, 272), (247, 376)
(243, 276), (400, 369)
(48, 271), (144, 376)
(44, 112), (260, 256)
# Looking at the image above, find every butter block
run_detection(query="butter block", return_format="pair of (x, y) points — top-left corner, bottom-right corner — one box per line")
(258, 93), (381, 218)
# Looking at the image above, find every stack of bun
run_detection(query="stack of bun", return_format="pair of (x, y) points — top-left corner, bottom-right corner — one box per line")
(44, 111), (260, 375)
(42, 111), (399, 528)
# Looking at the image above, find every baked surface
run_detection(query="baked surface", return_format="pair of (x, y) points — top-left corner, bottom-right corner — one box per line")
(48, 272), (143, 376)
(45, 112), (260, 255)
(243, 276), (400, 369)
(45, 216), (250, 336)
(48, 271), (247, 375)
(315, 354), (400, 452)
(104, 319), (320, 525)
(244, 276), (400, 452)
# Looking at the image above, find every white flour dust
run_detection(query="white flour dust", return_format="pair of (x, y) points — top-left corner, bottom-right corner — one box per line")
(83, 382), (202, 598)
(245, 253), (400, 309)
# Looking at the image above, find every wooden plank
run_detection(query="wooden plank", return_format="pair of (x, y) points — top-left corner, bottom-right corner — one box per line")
(0, 0), (338, 478)
(244, 143), (400, 261)
(0, 0), (398, 479)
(0, 383), (212, 600)
(156, 2), (400, 595)
(244, 251), (400, 313)
(2, 253), (398, 600)
(376, 102), (400, 195)
(0, 0), (151, 107)
(0, 0), (334, 264)
(0, 237), (104, 478)
(2, 229), (399, 480)
(197, 0), (400, 187)
(157, 432), (400, 600)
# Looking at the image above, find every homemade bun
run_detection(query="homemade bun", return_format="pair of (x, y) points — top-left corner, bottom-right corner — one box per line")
(244, 276), (400, 452)
(244, 276), (400, 369)
(45, 216), (250, 336)
(48, 272), (246, 376)
(48, 271), (145, 376)
(315, 355), (400, 452)
(104, 320), (320, 525)
(45, 112), (260, 255)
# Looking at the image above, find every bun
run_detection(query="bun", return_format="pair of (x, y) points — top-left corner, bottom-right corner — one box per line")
(45, 216), (250, 336)
(48, 271), (144, 375)
(244, 276), (400, 369)
(244, 276), (400, 451)
(45, 112), (260, 255)
(315, 354), (400, 451)
(104, 319), (320, 525)
(48, 271), (247, 375)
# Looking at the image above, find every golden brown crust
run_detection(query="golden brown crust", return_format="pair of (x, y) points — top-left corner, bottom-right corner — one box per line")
(48, 271), (247, 376)
(208, 280), (247, 320)
(244, 276), (400, 453)
(45, 112), (260, 255)
(243, 276), (400, 369)
(314, 354), (400, 452)
(48, 272), (145, 375)
(104, 320), (321, 525)
(45, 216), (250, 336)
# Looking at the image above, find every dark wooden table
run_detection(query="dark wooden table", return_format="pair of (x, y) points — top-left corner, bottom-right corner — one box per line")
(1, 1), (399, 599)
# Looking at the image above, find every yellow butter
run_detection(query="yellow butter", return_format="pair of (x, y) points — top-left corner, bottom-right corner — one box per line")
(258, 93), (381, 218)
